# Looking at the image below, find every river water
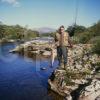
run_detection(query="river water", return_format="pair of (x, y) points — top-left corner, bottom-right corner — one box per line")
(0, 43), (63, 100)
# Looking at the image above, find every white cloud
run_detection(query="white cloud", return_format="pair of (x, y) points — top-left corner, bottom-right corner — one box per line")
(1, 0), (20, 7)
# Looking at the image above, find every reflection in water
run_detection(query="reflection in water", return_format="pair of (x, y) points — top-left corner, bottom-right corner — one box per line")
(0, 43), (64, 100)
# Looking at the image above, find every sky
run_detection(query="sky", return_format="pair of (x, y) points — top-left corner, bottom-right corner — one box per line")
(0, 0), (100, 29)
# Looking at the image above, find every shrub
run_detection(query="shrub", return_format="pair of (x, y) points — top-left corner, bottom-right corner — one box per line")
(92, 38), (100, 55)
(79, 31), (92, 43)
(88, 36), (100, 44)
(71, 36), (80, 44)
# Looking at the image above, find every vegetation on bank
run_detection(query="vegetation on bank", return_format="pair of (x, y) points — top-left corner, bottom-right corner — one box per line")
(0, 20), (100, 54)
(68, 21), (100, 55)
(67, 21), (100, 55)
(0, 22), (39, 40)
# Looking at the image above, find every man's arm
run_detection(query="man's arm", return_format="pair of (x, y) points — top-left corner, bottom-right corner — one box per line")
(68, 35), (73, 48)
(54, 33), (58, 42)
(54, 33), (59, 47)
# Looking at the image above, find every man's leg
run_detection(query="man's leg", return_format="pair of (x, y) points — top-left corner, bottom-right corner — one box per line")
(57, 46), (62, 66)
(62, 46), (68, 69)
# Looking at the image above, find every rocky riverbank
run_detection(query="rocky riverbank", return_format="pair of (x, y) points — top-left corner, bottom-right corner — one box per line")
(9, 39), (100, 100)
(0, 38), (15, 44)
(48, 44), (100, 100)
(9, 37), (56, 58)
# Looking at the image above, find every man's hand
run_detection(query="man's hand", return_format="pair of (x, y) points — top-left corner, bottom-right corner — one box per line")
(55, 41), (59, 47)
(67, 45), (73, 48)
(69, 45), (73, 48)
(68, 35), (73, 48)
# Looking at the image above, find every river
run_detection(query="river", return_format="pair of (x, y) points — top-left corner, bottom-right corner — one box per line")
(0, 43), (63, 100)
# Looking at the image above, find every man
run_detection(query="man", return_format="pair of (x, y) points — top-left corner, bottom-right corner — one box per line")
(55, 25), (73, 69)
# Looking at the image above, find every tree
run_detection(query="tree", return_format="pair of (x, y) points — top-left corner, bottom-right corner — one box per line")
(89, 21), (100, 37)
(66, 25), (76, 37)
(67, 25), (86, 37)
(0, 22), (5, 39)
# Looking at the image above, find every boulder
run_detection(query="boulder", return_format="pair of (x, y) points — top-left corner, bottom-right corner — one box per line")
(42, 51), (51, 56)
(79, 79), (100, 100)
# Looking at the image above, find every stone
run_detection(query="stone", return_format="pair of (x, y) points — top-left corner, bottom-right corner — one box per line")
(30, 50), (40, 54)
(95, 95), (100, 100)
(42, 51), (51, 56)
(65, 94), (72, 100)
(72, 79), (81, 84)
(79, 79), (100, 100)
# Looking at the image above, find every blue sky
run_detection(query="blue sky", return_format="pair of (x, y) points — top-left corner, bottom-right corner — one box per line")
(0, 0), (100, 29)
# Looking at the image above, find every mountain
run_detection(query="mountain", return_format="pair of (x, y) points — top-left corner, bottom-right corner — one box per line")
(33, 27), (56, 34)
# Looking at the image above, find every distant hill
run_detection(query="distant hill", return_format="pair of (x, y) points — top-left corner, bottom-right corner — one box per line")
(33, 27), (56, 34)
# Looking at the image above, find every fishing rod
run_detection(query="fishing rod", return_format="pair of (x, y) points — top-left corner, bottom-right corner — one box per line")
(74, 0), (79, 26)
(41, 0), (80, 68)
(68, 0), (79, 37)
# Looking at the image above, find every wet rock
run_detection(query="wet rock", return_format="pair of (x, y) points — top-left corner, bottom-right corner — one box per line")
(79, 79), (100, 100)
(42, 51), (51, 56)
(30, 50), (40, 54)
(10, 38), (55, 57)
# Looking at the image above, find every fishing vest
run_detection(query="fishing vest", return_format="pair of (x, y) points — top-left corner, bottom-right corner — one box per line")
(55, 32), (69, 46)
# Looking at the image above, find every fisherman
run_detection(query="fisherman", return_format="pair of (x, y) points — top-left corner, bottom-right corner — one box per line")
(55, 25), (73, 69)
